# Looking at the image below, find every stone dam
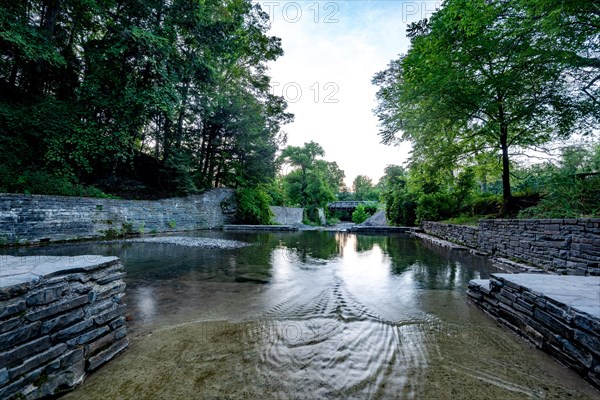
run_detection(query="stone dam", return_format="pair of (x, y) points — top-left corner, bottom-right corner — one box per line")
(0, 189), (236, 246)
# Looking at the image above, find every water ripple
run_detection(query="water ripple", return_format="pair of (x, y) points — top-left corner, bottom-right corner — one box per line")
(258, 277), (435, 398)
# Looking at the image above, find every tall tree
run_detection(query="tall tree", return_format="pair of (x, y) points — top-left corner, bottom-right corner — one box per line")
(352, 175), (377, 201)
(521, 0), (599, 114)
(0, 0), (291, 196)
(279, 141), (340, 208)
(373, 0), (587, 211)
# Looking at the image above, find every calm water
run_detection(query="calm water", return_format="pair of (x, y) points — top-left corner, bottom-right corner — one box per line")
(8, 232), (598, 399)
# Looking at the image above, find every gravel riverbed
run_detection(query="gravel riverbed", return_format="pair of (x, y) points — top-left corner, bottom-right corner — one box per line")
(125, 236), (250, 249)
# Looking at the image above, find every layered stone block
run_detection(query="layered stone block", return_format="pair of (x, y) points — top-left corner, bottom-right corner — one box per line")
(270, 206), (303, 225)
(0, 255), (128, 399)
(468, 274), (600, 389)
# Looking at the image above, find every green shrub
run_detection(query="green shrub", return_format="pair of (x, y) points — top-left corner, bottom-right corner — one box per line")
(386, 190), (418, 226)
(363, 204), (378, 215)
(352, 204), (369, 224)
(303, 207), (324, 225)
(454, 167), (476, 207)
(236, 186), (274, 225)
(442, 215), (480, 225)
(518, 175), (600, 218)
(327, 217), (341, 225)
(469, 193), (502, 216)
(121, 222), (134, 235)
(10, 170), (114, 198)
(416, 192), (458, 223)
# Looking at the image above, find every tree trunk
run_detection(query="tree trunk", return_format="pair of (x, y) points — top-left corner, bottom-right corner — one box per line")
(500, 128), (512, 207)
(497, 96), (513, 214)
(162, 114), (172, 163)
(30, 0), (60, 95)
(300, 167), (308, 207)
(200, 124), (218, 188)
(175, 80), (189, 148)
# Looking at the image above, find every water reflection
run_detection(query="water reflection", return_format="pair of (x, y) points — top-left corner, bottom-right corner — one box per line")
(276, 231), (346, 263)
(135, 287), (157, 323)
(6, 232), (596, 399)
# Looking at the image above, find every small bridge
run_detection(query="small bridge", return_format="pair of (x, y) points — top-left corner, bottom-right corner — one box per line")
(327, 201), (378, 212)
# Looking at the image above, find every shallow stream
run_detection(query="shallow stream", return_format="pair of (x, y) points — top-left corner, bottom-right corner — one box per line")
(8, 231), (598, 399)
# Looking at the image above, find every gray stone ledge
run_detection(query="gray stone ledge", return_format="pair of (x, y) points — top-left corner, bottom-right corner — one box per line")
(0, 256), (118, 290)
(468, 273), (600, 389)
(492, 274), (600, 318)
(222, 224), (299, 231)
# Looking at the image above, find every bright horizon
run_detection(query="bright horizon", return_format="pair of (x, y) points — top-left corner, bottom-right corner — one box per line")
(257, 0), (440, 187)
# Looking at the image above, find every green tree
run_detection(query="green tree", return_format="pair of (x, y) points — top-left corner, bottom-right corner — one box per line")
(373, 0), (585, 212)
(0, 0), (292, 198)
(235, 186), (274, 225)
(518, 144), (600, 218)
(279, 141), (333, 208)
(352, 175), (379, 201)
(316, 160), (346, 195)
(380, 165), (418, 226)
(520, 0), (599, 120)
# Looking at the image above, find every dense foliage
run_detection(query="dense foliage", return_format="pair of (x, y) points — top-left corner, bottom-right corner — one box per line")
(352, 175), (379, 201)
(373, 0), (598, 214)
(235, 186), (273, 225)
(351, 204), (369, 224)
(271, 141), (384, 224)
(0, 0), (291, 198)
(274, 141), (345, 223)
(380, 144), (600, 226)
(517, 145), (600, 218)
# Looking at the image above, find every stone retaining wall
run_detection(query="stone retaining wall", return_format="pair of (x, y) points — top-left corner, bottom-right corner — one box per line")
(0, 255), (128, 399)
(422, 219), (600, 275)
(0, 189), (236, 245)
(270, 206), (303, 225)
(420, 222), (479, 248)
(468, 274), (600, 389)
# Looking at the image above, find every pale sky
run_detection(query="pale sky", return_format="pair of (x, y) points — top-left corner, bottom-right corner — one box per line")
(256, 0), (441, 187)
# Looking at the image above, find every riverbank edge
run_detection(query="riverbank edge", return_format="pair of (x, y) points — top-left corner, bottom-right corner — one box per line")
(412, 232), (539, 273)
(414, 230), (600, 391)
(422, 219), (600, 276)
(467, 275), (600, 390)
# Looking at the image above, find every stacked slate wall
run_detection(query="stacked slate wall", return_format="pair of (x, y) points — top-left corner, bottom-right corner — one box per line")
(420, 222), (479, 248)
(422, 219), (600, 275)
(0, 189), (236, 245)
(468, 275), (600, 389)
(0, 255), (127, 399)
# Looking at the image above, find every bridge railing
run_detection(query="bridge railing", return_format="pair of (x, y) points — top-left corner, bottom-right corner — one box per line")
(327, 201), (378, 210)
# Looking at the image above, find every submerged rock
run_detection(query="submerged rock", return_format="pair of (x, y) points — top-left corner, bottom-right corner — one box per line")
(235, 273), (270, 284)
